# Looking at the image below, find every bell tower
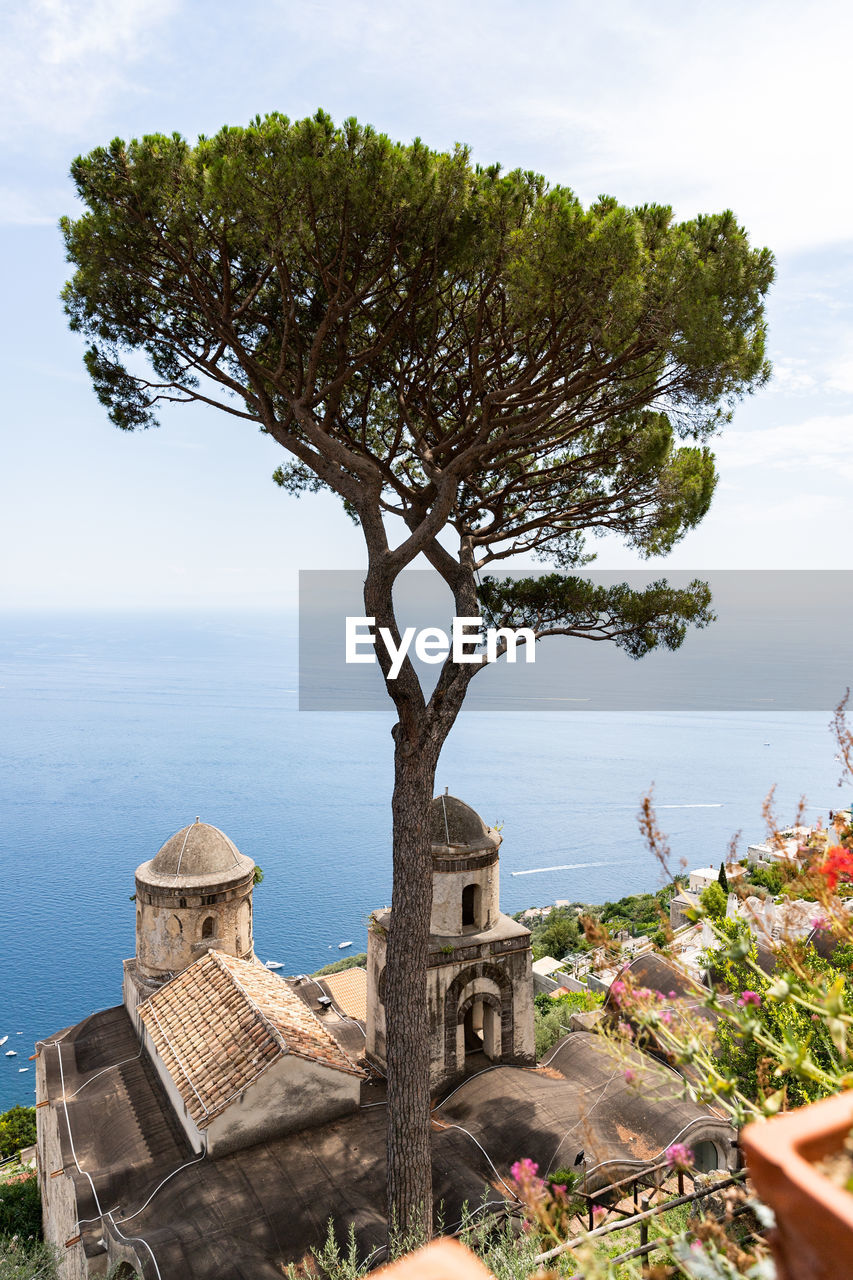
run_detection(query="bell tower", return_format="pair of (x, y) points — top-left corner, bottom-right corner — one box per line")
(123, 819), (256, 1028)
(366, 793), (535, 1094)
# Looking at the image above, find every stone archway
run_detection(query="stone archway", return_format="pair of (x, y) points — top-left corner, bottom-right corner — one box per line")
(457, 989), (502, 1060)
(443, 962), (514, 1076)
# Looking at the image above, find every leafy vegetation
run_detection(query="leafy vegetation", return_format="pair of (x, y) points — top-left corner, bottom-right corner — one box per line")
(699, 879), (728, 921)
(744, 863), (784, 895)
(313, 953), (367, 976)
(598, 888), (675, 938)
(523, 907), (590, 962)
(710, 920), (853, 1111)
(523, 885), (687, 963)
(0, 1239), (59, 1280)
(0, 1108), (36, 1161)
(0, 1174), (42, 1242)
(534, 989), (604, 1058)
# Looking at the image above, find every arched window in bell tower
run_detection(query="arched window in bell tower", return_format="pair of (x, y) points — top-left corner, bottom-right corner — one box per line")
(201, 916), (215, 939)
(462, 883), (480, 928)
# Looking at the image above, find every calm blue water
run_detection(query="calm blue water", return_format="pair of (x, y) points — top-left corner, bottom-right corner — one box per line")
(0, 611), (845, 1110)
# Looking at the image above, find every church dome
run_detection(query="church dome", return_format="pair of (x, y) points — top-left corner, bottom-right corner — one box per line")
(429, 795), (499, 853)
(151, 821), (247, 877)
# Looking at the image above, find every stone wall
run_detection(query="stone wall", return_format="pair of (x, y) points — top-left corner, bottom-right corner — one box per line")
(135, 870), (254, 980)
(366, 909), (536, 1094)
(430, 851), (499, 935)
(428, 937), (535, 1091)
(35, 1048), (91, 1280)
(203, 1054), (361, 1158)
(365, 920), (388, 1070)
(141, 1022), (362, 1159)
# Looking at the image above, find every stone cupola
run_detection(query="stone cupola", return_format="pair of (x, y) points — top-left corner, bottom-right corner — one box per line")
(366, 792), (534, 1094)
(124, 820), (256, 1024)
(429, 793), (501, 935)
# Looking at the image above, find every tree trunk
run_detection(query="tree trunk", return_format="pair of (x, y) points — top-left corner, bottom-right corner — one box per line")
(362, 555), (478, 1244)
(383, 734), (440, 1245)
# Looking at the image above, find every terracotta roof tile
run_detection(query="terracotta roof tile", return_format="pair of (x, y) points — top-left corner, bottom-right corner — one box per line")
(320, 968), (368, 1021)
(138, 952), (363, 1128)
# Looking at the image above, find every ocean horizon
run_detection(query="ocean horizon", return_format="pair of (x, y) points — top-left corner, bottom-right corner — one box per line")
(0, 609), (846, 1111)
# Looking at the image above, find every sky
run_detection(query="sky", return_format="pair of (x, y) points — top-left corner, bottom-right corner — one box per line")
(2, 0), (852, 609)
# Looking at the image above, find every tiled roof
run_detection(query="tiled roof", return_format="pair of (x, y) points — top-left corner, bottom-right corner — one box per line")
(321, 967), (368, 1021)
(138, 951), (362, 1128)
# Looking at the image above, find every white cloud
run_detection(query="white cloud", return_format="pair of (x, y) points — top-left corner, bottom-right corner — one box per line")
(5, 0), (853, 257)
(1, 0), (176, 138)
(769, 361), (817, 394)
(718, 415), (853, 478)
(825, 353), (853, 395)
(270, 0), (853, 254)
(0, 185), (58, 225)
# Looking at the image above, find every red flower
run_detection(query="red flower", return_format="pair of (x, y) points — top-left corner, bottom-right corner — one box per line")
(817, 847), (853, 892)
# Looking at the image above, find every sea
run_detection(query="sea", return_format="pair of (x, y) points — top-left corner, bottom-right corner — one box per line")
(0, 610), (846, 1112)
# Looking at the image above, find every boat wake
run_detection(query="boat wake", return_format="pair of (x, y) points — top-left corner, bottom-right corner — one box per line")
(511, 860), (617, 877)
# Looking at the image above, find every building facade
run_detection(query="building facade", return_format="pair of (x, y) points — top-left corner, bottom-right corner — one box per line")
(123, 819), (256, 1026)
(366, 794), (535, 1092)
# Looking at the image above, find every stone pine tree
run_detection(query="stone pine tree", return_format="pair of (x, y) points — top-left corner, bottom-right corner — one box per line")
(60, 111), (774, 1238)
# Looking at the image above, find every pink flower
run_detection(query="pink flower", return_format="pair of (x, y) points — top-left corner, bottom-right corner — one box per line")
(665, 1143), (694, 1170)
(509, 1156), (547, 1211)
(661, 1010), (674, 1025)
(624, 1067), (636, 1083)
(738, 990), (761, 1008)
(668, 990), (677, 999)
(551, 1183), (567, 1197)
(592, 1205), (606, 1220)
(617, 1020), (634, 1041)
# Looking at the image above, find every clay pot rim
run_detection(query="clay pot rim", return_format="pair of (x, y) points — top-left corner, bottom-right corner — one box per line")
(742, 1090), (853, 1227)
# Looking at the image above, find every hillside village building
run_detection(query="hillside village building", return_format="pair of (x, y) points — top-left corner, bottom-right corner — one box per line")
(35, 801), (734, 1280)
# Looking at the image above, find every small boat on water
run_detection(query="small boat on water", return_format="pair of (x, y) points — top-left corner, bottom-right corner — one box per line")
(5, 1050), (17, 1057)
(264, 961), (283, 971)
(338, 940), (353, 950)
(18, 1067), (28, 1073)
(0, 1036), (7, 1046)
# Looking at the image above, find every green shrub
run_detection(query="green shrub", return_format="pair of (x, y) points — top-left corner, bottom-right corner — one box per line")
(0, 1174), (42, 1241)
(534, 989), (603, 1057)
(313, 953), (367, 976)
(748, 864), (784, 895)
(699, 880), (727, 921)
(0, 1239), (58, 1280)
(529, 909), (585, 961)
(0, 1108), (36, 1160)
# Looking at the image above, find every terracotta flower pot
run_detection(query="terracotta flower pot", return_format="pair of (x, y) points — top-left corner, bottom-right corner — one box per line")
(374, 1239), (492, 1279)
(742, 1091), (853, 1280)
